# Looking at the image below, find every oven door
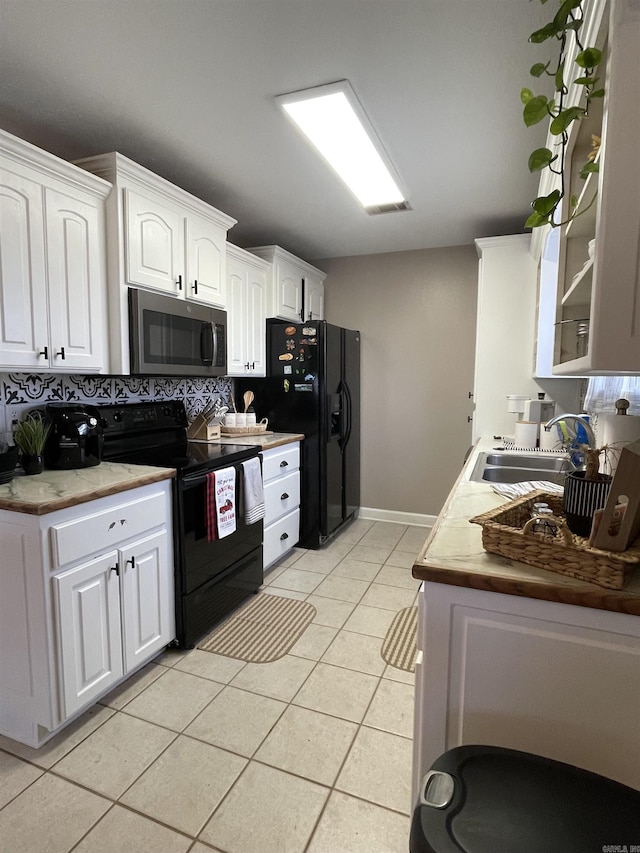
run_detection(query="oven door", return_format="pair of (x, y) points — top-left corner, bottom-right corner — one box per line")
(175, 463), (263, 647)
(129, 287), (227, 376)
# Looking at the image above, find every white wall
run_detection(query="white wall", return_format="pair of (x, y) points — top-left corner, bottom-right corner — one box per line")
(316, 246), (478, 518)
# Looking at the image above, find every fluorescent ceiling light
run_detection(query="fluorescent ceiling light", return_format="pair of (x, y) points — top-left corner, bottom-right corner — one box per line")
(276, 80), (407, 209)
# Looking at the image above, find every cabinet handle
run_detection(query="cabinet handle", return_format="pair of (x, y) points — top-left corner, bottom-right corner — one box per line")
(245, 362), (250, 370)
(177, 274), (183, 291)
(193, 279), (198, 294)
(280, 460), (288, 468)
(308, 312), (312, 321)
(55, 347), (66, 360)
(468, 391), (474, 399)
(280, 532), (289, 541)
(126, 556), (136, 569)
(467, 415), (473, 423)
(251, 362), (255, 370)
(110, 563), (120, 577)
(39, 346), (49, 359)
(281, 492), (289, 500)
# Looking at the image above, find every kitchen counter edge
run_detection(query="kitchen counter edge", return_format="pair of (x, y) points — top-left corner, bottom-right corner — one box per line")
(412, 439), (640, 616)
(0, 462), (176, 516)
(212, 432), (305, 450)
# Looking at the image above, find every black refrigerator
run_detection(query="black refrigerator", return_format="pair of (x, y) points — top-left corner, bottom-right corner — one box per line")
(236, 320), (360, 549)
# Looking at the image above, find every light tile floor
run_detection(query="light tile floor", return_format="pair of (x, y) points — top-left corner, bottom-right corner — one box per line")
(0, 519), (429, 853)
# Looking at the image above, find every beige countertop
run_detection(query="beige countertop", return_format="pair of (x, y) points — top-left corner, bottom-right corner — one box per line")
(0, 462), (175, 516)
(412, 439), (640, 616)
(210, 432), (304, 450)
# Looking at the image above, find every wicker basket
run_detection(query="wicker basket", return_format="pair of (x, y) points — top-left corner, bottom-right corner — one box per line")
(470, 490), (640, 590)
(221, 418), (269, 436)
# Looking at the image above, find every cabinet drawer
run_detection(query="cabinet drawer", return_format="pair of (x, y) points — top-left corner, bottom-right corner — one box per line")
(50, 491), (166, 569)
(264, 509), (300, 569)
(262, 444), (300, 482)
(264, 471), (300, 525)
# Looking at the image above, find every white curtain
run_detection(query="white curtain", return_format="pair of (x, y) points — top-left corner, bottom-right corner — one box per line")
(584, 376), (640, 414)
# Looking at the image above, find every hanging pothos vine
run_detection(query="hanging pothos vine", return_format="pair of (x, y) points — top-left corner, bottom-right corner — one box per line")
(521, 0), (603, 229)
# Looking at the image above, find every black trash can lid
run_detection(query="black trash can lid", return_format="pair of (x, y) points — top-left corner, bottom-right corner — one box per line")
(411, 745), (640, 853)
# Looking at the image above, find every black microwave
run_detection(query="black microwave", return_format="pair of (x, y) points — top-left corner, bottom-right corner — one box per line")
(128, 288), (227, 376)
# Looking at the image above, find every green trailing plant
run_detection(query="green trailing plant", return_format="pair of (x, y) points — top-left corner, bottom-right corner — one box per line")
(521, 0), (603, 228)
(13, 413), (50, 457)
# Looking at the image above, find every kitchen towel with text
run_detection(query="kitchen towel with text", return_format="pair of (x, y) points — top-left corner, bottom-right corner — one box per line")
(206, 467), (237, 541)
(242, 457), (265, 524)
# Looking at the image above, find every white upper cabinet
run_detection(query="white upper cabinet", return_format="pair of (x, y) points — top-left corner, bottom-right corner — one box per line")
(248, 245), (326, 323)
(226, 243), (268, 377)
(125, 187), (183, 293)
(532, 0), (640, 374)
(0, 129), (110, 372)
(303, 273), (325, 322)
(75, 152), (236, 373)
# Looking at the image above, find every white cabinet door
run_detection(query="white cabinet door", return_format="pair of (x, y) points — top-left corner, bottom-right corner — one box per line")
(120, 529), (173, 673)
(0, 167), (49, 368)
(125, 187), (183, 294)
(55, 552), (124, 718)
(44, 187), (106, 371)
(185, 213), (226, 307)
(245, 266), (267, 375)
(304, 275), (324, 321)
(226, 251), (267, 377)
(274, 259), (303, 321)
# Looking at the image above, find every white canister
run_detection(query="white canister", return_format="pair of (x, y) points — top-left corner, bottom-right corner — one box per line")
(224, 413), (237, 428)
(246, 412), (256, 427)
(514, 420), (539, 449)
(235, 413), (247, 427)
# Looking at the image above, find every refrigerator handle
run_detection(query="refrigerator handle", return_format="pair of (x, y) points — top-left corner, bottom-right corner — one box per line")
(340, 381), (352, 449)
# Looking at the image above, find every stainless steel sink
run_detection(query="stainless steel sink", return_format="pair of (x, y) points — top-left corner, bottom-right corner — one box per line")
(469, 452), (570, 485)
(484, 454), (568, 472)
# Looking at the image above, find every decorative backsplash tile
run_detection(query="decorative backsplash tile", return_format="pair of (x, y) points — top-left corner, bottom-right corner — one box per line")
(0, 373), (233, 438)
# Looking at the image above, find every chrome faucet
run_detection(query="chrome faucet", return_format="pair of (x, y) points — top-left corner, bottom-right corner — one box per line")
(544, 414), (596, 450)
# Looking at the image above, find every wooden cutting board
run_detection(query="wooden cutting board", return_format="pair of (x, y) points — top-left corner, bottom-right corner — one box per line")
(591, 439), (640, 551)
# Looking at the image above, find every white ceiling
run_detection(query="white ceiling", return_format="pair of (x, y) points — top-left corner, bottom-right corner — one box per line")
(0, 0), (552, 261)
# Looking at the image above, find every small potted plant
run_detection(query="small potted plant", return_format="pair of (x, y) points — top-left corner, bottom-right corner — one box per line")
(13, 413), (51, 475)
(564, 444), (615, 537)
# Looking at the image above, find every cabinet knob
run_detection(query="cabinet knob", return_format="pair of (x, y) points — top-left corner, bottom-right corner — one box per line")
(39, 346), (49, 359)
(280, 532), (289, 541)
(176, 274), (183, 291)
(110, 563), (120, 577)
(281, 492), (289, 500)
(193, 279), (198, 294)
(280, 460), (288, 468)
(55, 347), (66, 360)
(126, 556), (136, 569)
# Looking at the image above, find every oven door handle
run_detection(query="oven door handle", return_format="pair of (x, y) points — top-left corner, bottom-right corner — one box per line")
(181, 471), (211, 488)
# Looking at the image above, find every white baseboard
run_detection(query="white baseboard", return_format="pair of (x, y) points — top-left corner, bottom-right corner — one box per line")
(358, 507), (436, 527)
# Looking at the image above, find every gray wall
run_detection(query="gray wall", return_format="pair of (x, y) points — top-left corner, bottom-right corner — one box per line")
(316, 245), (478, 518)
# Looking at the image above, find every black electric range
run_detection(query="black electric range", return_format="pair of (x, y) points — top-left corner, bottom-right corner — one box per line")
(99, 401), (263, 648)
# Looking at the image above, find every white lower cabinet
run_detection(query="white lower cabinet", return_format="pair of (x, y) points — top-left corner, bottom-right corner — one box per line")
(413, 581), (640, 800)
(0, 482), (175, 747)
(262, 443), (301, 570)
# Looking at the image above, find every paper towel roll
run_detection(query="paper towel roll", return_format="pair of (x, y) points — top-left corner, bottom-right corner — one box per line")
(601, 413), (640, 475)
(514, 420), (538, 449)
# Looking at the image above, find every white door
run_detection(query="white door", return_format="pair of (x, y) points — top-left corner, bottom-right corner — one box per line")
(274, 260), (303, 321)
(44, 187), (106, 371)
(185, 213), (226, 307)
(125, 188), (183, 293)
(0, 167), (49, 368)
(226, 259), (247, 376)
(120, 530), (173, 673)
(54, 552), (124, 719)
(246, 266), (267, 375)
(304, 276), (324, 321)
